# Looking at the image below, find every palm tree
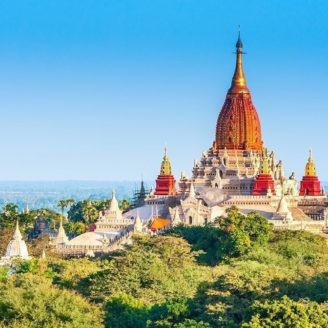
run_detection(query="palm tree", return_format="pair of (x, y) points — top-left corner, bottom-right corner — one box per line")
(57, 199), (75, 222)
(82, 201), (98, 225)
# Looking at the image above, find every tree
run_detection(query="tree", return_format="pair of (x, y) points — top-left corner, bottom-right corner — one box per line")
(0, 273), (103, 328)
(169, 207), (272, 265)
(242, 296), (328, 328)
(0, 203), (19, 228)
(57, 199), (75, 219)
(86, 235), (210, 304)
(104, 293), (149, 328)
(119, 199), (131, 212)
(68, 200), (100, 224)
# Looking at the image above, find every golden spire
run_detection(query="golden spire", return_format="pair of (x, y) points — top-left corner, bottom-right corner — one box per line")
(228, 30), (249, 94)
(305, 149), (317, 176)
(260, 150), (270, 175)
(160, 147), (172, 175)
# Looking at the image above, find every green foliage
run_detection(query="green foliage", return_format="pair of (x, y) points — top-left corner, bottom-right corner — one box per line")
(170, 207), (272, 265)
(86, 235), (210, 304)
(64, 221), (87, 236)
(105, 294), (149, 328)
(49, 258), (103, 292)
(270, 230), (327, 268)
(216, 207), (272, 256)
(0, 273), (103, 328)
(0, 204), (19, 228)
(0, 267), (8, 282)
(148, 297), (191, 327)
(0, 227), (14, 255)
(68, 199), (100, 224)
(242, 296), (328, 328)
(57, 199), (75, 215)
(173, 320), (212, 328)
(1, 206), (328, 328)
(119, 199), (131, 212)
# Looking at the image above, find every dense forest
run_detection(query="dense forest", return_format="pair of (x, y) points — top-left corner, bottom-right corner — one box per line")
(1, 207), (328, 327)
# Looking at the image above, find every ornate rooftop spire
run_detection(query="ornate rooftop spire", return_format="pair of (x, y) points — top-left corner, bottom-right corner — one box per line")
(140, 179), (146, 197)
(13, 220), (23, 240)
(57, 216), (68, 243)
(260, 153), (270, 175)
(228, 30), (249, 94)
(189, 182), (196, 198)
(109, 190), (119, 211)
(155, 147), (176, 196)
(215, 33), (263, 151)
(305, 149), (317, 177)
(300, 149), (322, 196)
(172, 207), (182, 226)
(160, 147), (172, 175)
(134, 209), (143, 233)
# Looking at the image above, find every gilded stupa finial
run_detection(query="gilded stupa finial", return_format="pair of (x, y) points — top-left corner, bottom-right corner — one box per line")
(260, 153), (270, 175)
(229, 27), (249, 94)
(305, 148), (316, 177)
(160, 147), (172, 176)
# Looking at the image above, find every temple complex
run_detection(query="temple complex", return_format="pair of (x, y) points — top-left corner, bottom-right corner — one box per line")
(132, 33), (327, 233)
(46, 34), (328, 257)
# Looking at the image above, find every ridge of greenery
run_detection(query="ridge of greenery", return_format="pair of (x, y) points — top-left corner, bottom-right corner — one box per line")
(0, 206), (328, 327)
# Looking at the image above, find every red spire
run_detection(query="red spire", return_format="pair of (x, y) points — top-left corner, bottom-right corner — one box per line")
(154, 148), (176, 196)
(299, 150), (322, 196)
(215, 34), (263, 151)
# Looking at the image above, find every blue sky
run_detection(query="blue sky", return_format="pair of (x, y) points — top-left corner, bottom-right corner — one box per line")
(0, 0), (327, 181)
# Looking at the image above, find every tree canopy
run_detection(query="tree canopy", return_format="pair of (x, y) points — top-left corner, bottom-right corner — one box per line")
(1, 206), (328, 327)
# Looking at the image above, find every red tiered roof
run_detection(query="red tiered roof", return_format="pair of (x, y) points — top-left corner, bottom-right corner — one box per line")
(252, 174), (275, 195)
(154, 175), (176, 196)
(299, 150), (322, 196)
(299, 176), (322, 196)
(154, 148), (176, 196)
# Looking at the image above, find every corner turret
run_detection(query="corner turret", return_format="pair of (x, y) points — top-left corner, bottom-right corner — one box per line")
(154, 148), (176, 196)
(299, 149), (322, 196)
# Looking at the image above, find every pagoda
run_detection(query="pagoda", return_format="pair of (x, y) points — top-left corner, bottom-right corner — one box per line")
(1, 221), (30, 264)
(185, 33), (265, 195)
(126, 33), (327, 232)
(154, 148), (177, 196)
(299, 150), (322, 196)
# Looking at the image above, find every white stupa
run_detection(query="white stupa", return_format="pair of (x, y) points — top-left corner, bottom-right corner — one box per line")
(52, 216), (69, 245)
(171, 207), (182, 226)
(1, 221), (30, 264)
(133, 210), (143, 233)
(273, 195), (293, 221)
